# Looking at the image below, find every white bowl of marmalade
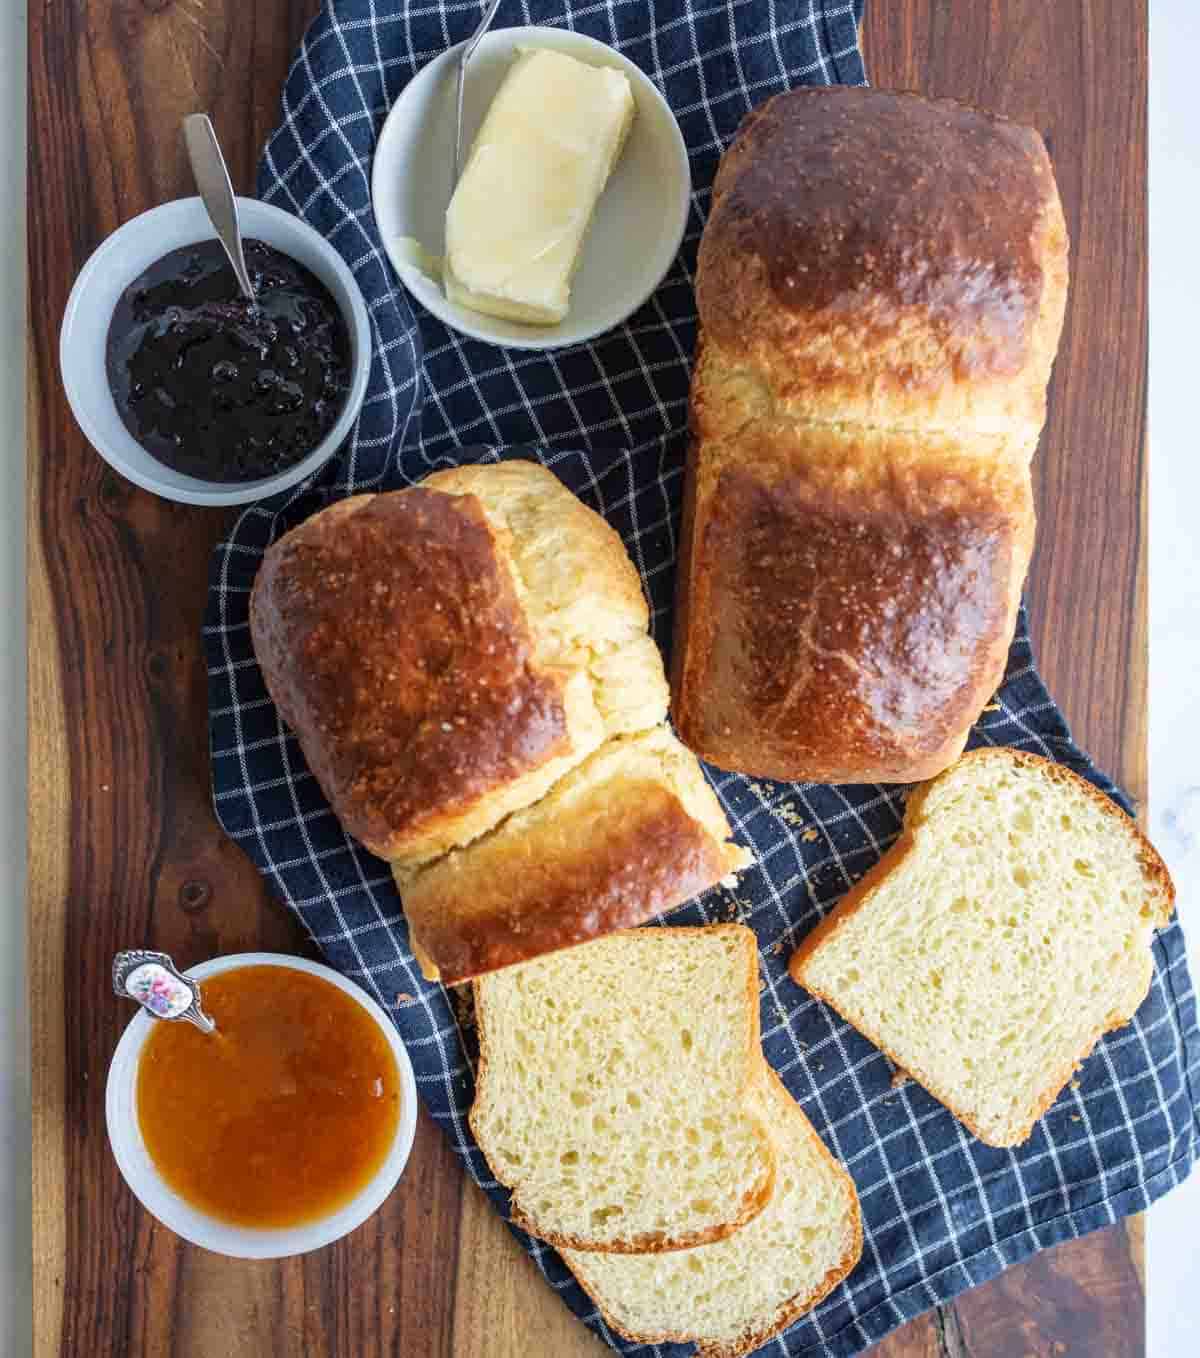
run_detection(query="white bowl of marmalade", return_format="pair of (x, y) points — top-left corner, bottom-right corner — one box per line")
(106, 953), (417, 1258)
(61, 198), (371, 506)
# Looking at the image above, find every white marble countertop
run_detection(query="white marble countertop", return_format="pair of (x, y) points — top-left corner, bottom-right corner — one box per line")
(1143, 3), (1200, 1353)
(3, 2), (1196, 1354)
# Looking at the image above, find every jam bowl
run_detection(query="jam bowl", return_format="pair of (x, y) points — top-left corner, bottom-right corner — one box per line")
(105, 953), (418, 1259)
(61, 199), (372, 507)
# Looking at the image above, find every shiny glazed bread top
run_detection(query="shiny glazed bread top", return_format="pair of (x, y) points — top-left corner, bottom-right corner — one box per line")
(250, 461), (668, 868)
(696, 86), (1069, 441)
(673, 88), (1068, 784)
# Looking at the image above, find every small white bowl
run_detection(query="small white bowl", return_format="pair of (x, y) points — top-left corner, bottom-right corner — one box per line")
(372, 26), (692, 350)
(60, 198), (372, 506)
(106, 952), (418, 1259)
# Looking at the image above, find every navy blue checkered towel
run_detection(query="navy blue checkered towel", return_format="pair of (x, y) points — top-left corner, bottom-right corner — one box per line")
(204, 3), (1200, 1354)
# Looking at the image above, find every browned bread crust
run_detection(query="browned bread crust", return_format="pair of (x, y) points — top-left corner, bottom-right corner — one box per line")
(673, 88), (1069, 783)
(402, 781), (729, 984)
(697, 87), (1069, 438)
(398, 728), (750, 984)
(675, 422), (1033, 782)
(789, 749), (1176, 1147)
(250, 488), (573, 862)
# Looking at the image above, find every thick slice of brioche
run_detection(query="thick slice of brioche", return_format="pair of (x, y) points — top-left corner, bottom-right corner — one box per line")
(790, 749), (1175, 1147)
(565, 1066), (862, 1357)
(471, 926), (775, 1252)
(397, 726), (751, 984)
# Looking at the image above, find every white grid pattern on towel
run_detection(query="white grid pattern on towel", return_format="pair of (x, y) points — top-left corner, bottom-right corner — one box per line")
(204, 4), (1199, 1356)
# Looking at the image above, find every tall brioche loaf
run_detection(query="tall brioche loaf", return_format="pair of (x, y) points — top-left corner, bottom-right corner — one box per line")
(470, 925), (775, 1252)
(565, 1067), (862, 1357)
(672, 88), (1070, 783)
(790, 749), (1175, 1147)
(251, 461), (749, 983)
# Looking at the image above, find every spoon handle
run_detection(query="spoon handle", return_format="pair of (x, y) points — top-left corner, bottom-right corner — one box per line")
(114, 949), (217, 1034)
(455, 0), (506, 181)
(182, 113), (255, 303)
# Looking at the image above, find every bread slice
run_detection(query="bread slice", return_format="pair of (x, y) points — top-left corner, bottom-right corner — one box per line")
(471, 925), (775, 1252)
(397, 726), (751, 984)
(790, 748), (1175, 1147)
(564, 1066), (862, 1357)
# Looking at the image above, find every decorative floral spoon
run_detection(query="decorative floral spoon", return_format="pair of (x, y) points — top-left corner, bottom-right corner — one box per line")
(113, 950), (216, 1033)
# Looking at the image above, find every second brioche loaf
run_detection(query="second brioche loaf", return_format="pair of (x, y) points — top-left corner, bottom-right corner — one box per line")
(672, 87), (1069, 783)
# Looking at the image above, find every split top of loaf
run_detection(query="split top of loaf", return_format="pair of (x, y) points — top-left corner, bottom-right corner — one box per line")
(398, 724), (748, 985)
(471, 925), (775, 1253)
(250, 460), (749, 983)
(790, 748), (1175, 1147)
(673, 88), (1070, 784)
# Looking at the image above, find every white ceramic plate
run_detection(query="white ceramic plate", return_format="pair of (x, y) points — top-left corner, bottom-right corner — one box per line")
(371, 26), (691, 350)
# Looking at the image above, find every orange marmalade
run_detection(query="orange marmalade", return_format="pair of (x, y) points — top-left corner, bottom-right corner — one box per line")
(136, 965), (400, 1228)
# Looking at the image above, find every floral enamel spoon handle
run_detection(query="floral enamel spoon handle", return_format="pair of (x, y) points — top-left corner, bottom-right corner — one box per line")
(113, 950), (216, 1034)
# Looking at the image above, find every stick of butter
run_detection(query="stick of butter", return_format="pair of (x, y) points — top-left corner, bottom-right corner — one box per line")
(444, 48), (636, 326)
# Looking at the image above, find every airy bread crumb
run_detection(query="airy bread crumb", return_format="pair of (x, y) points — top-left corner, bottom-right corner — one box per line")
(471, 925), (775, 1252)
(790, 748), (1174, 1147)
(565, 1066), (861, 1357)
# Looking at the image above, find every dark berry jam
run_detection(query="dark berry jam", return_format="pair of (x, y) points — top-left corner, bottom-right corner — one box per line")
(106, 238), (351, 483)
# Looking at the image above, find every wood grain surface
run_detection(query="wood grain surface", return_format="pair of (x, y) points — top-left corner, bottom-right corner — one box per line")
(27, 2), (1147, 1356)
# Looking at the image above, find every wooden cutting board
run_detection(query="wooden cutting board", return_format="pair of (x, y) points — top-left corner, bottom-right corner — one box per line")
(27, 1), (1147, 1354)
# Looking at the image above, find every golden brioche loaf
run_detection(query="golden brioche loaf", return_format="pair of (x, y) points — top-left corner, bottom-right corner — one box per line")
(672, 88), (1070, 783)
(250, 461), (748, 984)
